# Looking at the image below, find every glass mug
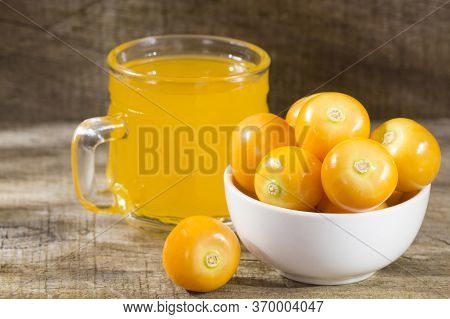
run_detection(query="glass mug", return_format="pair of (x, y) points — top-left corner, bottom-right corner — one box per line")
(71, 35), (270, 229)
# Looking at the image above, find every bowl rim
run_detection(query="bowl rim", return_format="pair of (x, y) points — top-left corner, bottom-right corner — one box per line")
(224, 165), (431, 218)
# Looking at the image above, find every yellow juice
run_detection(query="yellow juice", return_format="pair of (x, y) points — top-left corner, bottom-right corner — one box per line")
(106, 55), (269, 223)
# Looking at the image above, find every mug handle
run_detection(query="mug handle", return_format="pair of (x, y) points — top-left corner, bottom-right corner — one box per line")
(71, 114), (127, 213)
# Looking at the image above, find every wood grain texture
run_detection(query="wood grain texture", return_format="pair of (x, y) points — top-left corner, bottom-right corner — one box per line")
(0, 120), (449, 298)
(0, 0), (449, 122)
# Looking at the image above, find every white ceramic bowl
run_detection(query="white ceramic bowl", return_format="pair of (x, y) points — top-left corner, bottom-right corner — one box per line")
(224, 166), (430, 285)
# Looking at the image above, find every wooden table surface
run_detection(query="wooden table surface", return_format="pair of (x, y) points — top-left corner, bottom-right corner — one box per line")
(0, 120), (449, 298)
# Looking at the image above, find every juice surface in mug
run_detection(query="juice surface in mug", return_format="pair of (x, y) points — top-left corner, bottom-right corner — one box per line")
(107, 55), (269, 223)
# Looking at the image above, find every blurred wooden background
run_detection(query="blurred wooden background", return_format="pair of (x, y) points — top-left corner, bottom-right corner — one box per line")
(0, 0), (449, 122)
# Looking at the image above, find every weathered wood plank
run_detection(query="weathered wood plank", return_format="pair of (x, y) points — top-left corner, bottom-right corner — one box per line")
(0, 0), (449, 122)
(0, 120), (448, 298)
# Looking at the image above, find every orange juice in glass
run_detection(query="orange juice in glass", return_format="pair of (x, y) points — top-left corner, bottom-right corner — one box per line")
(72, 35), (270, 229)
